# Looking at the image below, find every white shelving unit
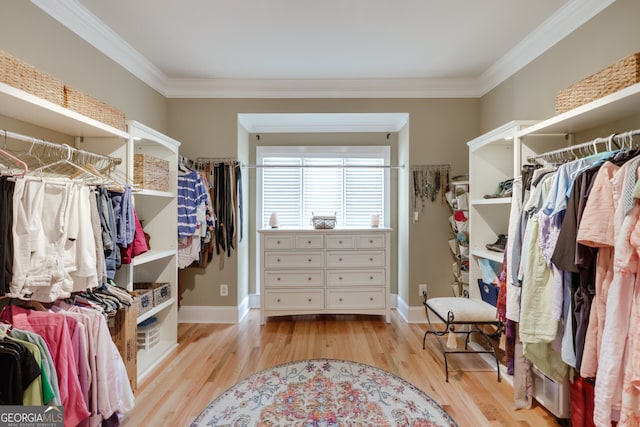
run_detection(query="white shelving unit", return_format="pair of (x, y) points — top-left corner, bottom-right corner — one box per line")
(466, 120), (539, 300)
(466, 82), (640, 420)
(0, 82), (180, 385)
(122, 121), (180, 382)
(0, 82), (129, 138)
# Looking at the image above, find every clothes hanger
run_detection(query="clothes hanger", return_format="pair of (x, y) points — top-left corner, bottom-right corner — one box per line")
(0, 131), (28, 177)
(34, 144), (106, 183)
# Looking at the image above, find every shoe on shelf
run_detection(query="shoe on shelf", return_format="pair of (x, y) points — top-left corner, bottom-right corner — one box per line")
(483, 179), (513, 199)
(486, 234), (507, 252)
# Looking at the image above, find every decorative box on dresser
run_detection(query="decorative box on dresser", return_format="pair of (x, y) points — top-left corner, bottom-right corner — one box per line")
(258, 228), (391, 325)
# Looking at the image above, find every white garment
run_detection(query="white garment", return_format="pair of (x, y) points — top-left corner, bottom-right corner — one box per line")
(68, 184), (99, 292)
(10, 179), (74, 302)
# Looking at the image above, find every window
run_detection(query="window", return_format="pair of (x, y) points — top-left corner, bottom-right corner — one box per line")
(257, 146), (389, 228)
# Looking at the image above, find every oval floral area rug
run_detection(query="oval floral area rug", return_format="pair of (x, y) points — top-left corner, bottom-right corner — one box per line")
(191, 359), (458, 427)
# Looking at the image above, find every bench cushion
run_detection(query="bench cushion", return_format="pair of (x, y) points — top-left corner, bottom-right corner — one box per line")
(426, 297), (497, 323)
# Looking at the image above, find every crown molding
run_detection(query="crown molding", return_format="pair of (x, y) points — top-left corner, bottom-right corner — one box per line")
(479, 0), (616, 94)
(32, 0), (612, 99)
(31, 0), (168, 94)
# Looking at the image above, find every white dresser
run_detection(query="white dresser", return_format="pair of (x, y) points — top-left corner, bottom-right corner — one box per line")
(258, 228), (391, 325)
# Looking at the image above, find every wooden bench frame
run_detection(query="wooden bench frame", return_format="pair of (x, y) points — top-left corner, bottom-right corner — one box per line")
(422, 293), (503, 382)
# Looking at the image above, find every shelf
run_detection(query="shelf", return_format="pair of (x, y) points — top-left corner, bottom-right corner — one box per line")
(468, 120), (540, 151)
(471, 197), (512, 206)
(136, 189), (175, 198)
(132, 249), (176, 266)
(471, 249), (504, 263)
(137, 298), (176, 324)
(519, 82), (640, 137)
(0, 82), (129, 139)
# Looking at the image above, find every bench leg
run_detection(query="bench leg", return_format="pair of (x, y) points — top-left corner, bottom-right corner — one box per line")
(423, 304), (503, 383)
(422, 306), (451, 382)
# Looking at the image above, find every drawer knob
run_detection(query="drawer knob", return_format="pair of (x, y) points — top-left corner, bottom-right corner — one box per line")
(370, 276), (373, 280)
(308, 277), (312, 281)
(277, 258), (281, 262)
(308, 240), (312, 244)
(370, 239), (373, 243)
(339, 298), (343, 302)
(308, 298), (312, 302)
(339, 277), (343, 280)
(277, 240), (281, 244)
(277, 277), (281, 281)
(339, 258), (343, 262)
(277, 298), (281, 303)
(339, 240), (342, 244)
(370, 297), (374, 301)
(369, 258), (373, 262)
(308, 258), (312, 262)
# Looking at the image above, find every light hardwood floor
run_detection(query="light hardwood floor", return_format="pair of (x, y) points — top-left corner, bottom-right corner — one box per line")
(121, 310), (562, 427)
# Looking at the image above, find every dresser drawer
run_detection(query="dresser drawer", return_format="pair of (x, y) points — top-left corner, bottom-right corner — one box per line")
(326, 235), (356, 249)
(263, 235), (293, 250)
(264, 289), (325, 310)
(357, 234), (385, 249)
(265, 252), (324, 268)
(294, 234), (324, 249)
(326, 251), (385, 268)
(326, 288), (386, 309)
(326, 269), (385, 287)
(264, 270), (324, 287)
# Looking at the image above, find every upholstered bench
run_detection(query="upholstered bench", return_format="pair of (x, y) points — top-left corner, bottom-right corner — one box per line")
(422, 294), (503, 382)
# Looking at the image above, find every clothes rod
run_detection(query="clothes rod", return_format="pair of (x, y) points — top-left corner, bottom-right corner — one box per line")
(410, 164), (451, 169)
(243, 164), (405, 169)
(1, 129), (122, 166)
(527, 129), (640, 162)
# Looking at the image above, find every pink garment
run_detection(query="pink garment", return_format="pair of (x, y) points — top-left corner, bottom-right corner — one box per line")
(592, 162), (637, 426)
(576, 162), (619, 379)
(65, 304), (135, 420)
(1, 305), (90, 427)
(619, 205), (640, 425)
(120, 209), (149, 264)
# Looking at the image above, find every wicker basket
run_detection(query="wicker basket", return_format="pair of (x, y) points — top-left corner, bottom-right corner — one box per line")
(0, 51), (64, 106)
(63, 85), (126, 131)
(135, 282), (171, 306)
(311, 213), (336, 229)
(134, 154), (170, 192)
(132, 289), (153, 317)
(555, 52), (640, 114)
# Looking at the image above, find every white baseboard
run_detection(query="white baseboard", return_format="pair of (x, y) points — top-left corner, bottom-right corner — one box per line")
(179, 294), (419, 324)
(395, 294), (442, 324)
(179, 295), (250, 324)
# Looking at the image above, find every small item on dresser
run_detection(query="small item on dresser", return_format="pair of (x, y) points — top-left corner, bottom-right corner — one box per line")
(370, 214), (380, 227)
(311, 213), (336, 229)
(269, 212), (279, 228)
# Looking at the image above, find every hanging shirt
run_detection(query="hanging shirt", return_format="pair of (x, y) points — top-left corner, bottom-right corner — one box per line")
(1, 306), (90, 427)
(178, 170), (208, 239)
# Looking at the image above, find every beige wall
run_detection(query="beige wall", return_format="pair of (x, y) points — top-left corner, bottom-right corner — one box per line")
(169, 98), (478, 307)
(0, 1), (168, 133)
(4, 0), (638, 311)
(481, 0), (640, 132)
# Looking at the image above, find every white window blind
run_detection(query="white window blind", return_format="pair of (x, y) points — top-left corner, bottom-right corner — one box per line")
(262, 157), (302, 227)
(259, 148), (387, 228)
